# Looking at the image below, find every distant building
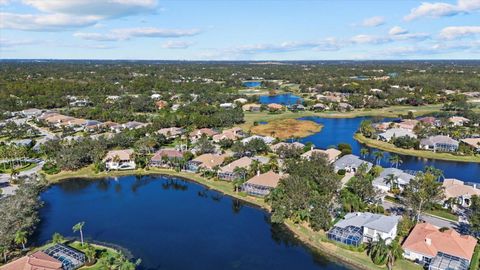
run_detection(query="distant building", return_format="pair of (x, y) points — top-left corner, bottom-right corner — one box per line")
(234, 98), (248, 104)
(21, 108), (43, 118)
(267, 103), (284, 111)
(327, 212), (401, 246)
(104, 149), (136, 170)
(212, 127), (243, 142)
(448, 116), (470, 127)
(155, 100), (168, 109)
(156, 127), (184, 139)
(242, 103), (261, 112)
(334, 154), (372, 173)
(271, 142), (305, 153)
(219, 102), (235, 109)
(242, 171), (284, 197)
(420, 135), (459, 152)
(460, 138), (480, 153)
(402, 223), (477, 270)
(442, 178), (480, 207)
(241, 135), (275, 145)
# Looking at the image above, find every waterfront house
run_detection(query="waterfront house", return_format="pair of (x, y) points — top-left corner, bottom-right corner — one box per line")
(1, 251), (63, 270)
(460, 138), (480, 153)
(312, 103), (329, 111)
(267, 103), (284, 111)
(150, 148), (184, 167)
(402, 223), (477, 270)
(327, 212), (401, 246)
(334, 154), (373, 173)
(242, 103), (261, 112)
(420, 135), (459, 152)
(241, 135), (275, 145)
(442, 178), (480, 207)
(104, 149), (136, 170)
(372, 168), (415, 193)
(271, 142), (305, 153)
(301, 148), (341, 163)
(397, 119), (419, 131)
(217, 156), (253, 180)
(378, 128), (417, 142)
(186, 153), (226, 173)
(242, 170), (284, 197)
(449, 116), (470, 127)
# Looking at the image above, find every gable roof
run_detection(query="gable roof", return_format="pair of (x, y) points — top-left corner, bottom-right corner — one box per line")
(402, 223), (477, 260)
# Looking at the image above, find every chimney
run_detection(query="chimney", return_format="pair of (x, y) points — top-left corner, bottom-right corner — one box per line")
(425, 238), (431, 246)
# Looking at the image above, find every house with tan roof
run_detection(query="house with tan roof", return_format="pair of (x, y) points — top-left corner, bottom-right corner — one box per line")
(186, 153), (226, 172)
(420, 135), (459, 152)
(189, 128), (219, 141)
(271, 142), (305, 154)
(1, 251), (63, 270)
(301, 148), (341, 163)
(156, 127), (184, 139)
(461, 138), (480, 153)
(442, 178), (480, 207)
(242, 103), (261, 112)
(402, 223), (477, 270)
(449, 116), (470, 127)
(150, 148), (184, 167)
(218, 156), (253, 180)
(242, 171), (284, 196)
(103, 149), (136, 170)
(267, 103), (284, 111)
(212, 127), (243, 142)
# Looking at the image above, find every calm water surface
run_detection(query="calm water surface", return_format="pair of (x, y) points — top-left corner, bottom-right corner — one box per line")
(34, 176), (350, 270)
(259, 94), (303, 105)
(243, 81), (262, 87)
(298, 116), (480, 183)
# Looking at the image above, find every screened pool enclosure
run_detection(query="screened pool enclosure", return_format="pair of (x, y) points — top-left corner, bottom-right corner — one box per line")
(327, 225), (363, 246)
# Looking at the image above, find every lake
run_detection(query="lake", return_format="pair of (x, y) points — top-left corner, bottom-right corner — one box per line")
(33, 176), (350, 270)
(259, 94), (303, 105)
(297, 116), (480, 183)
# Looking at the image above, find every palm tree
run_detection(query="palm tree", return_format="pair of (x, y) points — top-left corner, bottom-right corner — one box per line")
(367, 236), (389, 265)
(268, 156), (279, 172)
(372, 151), (384, 165)
(389, 155), (402, 168)
(84, 244), (97, 265)
(51, 232), (65, 244)
(72, 222), (85, 245)
(383, 174), (399, 191)
(386, 239), (403, 270)
(360, 148), (369, 159)
(14, 230), (27, 250)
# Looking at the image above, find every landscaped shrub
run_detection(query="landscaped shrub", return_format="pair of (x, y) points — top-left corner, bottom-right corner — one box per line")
(337, 169), (346, 176)
(42, 161), (60, 175)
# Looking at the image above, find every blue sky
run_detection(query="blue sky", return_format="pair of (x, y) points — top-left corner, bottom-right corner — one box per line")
(1, 0), (479, 60)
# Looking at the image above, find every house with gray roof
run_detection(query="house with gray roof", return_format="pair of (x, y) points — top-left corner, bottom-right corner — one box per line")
(334, 154), (372, 173)
(373, 168), (415, 193)
(378, 128), (417, 142)
(327, 212), (401, 246)
(420, 135), (459, 152)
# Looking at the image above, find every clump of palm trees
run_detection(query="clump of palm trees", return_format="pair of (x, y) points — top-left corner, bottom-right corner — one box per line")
(366, 236), (403, 270)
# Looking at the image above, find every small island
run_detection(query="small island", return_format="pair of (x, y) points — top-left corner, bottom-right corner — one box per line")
(250, 119), (322, 139)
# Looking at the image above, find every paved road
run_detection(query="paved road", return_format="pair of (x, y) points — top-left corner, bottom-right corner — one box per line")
(381, 200), (458, 229)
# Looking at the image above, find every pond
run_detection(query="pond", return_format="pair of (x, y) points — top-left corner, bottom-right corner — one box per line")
(297, 116), (480, 183)
(243, 81), (262, 87)
(33, 176), (350, 270)
(259, 93), (303, 105)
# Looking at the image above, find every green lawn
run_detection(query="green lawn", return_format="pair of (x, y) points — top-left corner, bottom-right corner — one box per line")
(425, 209), (458, 222)
(354, 133), (480, 163)
(470, 245), (480, 270)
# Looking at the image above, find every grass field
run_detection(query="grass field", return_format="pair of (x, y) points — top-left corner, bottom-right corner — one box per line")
(425, 209), (458, 222)
(249, 118), (322, 139)
(354, 133), (480, 163)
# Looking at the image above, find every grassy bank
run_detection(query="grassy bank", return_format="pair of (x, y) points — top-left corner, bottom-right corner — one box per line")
(241, 104), (444, 130)
(250, 118), (322, 139)
(354, 133), (480, 163)
(45, 167), (422, 270)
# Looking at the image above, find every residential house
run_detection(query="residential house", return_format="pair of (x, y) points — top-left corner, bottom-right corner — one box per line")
(189, 128), (219, 141)
(460, 138), (480, 153)
(402, 223), (477, 270)
(442, 178), (480, 207)
(418, 117), (439, 126)
(420, 135), (459, 152)
(69, 98), (92, 107)
(212, 127), (243, 142)
(150, 148), (184, 167)
(327, 212), (401, 246)
(312, 103), (329, 111)
(21, 108), (42, 119)
(449, 116), (470, 127)
(242, 170), (284, 197)
(217, 156), (253, 180)
(156, 127), (184, 139)
(104, 149), (136, 170)
(271, 142), (305, 153)
(241, 135), (275, 145)
(301, 148), (341, 163)
(234, 98), (248, 104)
(372, 168), (415, 193)
(267, 103), (284, 111)
(155, 100), (168, 110)
(242, 103), (261, 112)
(1, 251), (63, 270)
(337, 102), (353, 112)
(334, 154), (373, 173)
(186, 153), (226, 173)
(151, 93), (162, 100)
(397, 119), (419, 131)
(220, 102), (235, 109)
(378, 128), (417, 142)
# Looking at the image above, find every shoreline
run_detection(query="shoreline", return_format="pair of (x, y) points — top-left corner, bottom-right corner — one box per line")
(44, 168), (419, 270)
(354, 133), (480, 163)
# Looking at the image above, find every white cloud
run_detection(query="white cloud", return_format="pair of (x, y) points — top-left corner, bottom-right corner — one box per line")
(404, 0), (480, 21)
(74, 27), (201, 41)
(0, 38), (36, 47)
(389, 26), (408, 35)
(22, 0), (157, 18)
(0, 12), (99, 31)
(161, 40), (194, 49)
(231, 39), (342, 54)
(361, 16), (385, 27)
(440, 26), (480, 39)
(0, 0), (10, 5)
(351, 34), (389, 44)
